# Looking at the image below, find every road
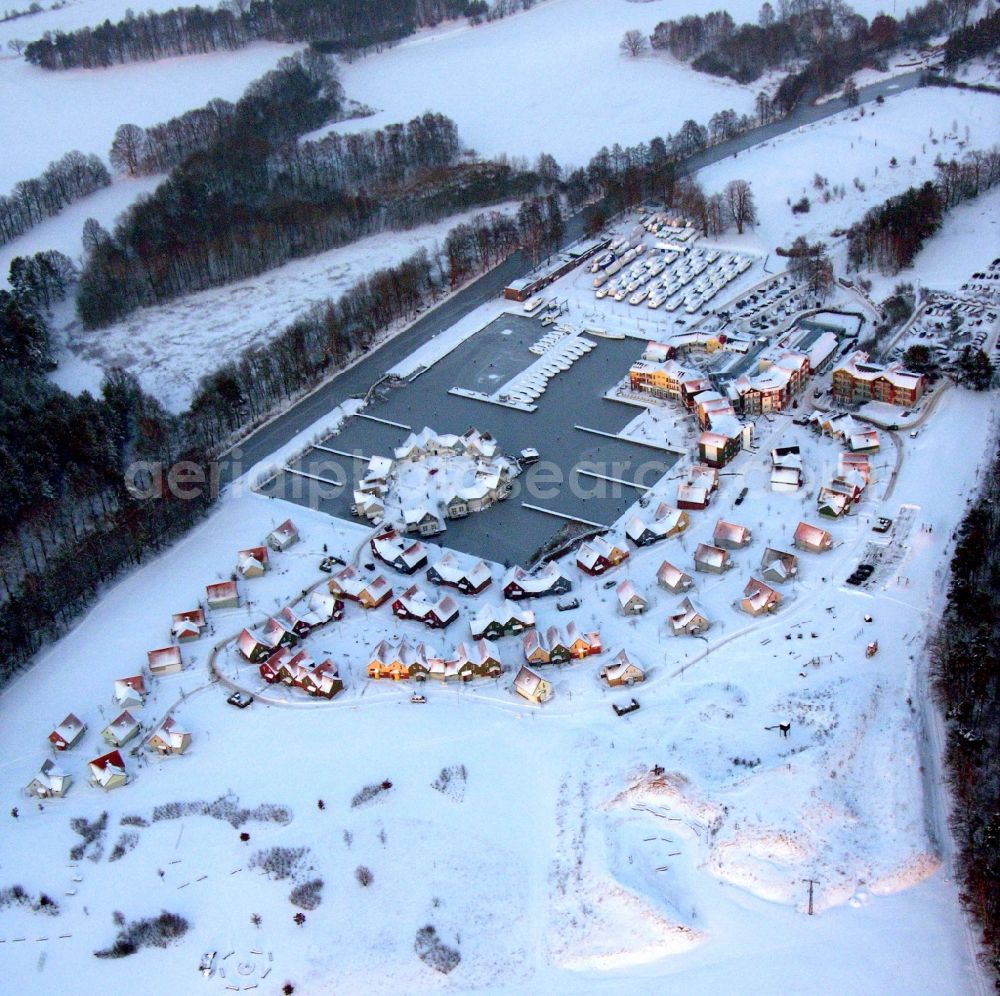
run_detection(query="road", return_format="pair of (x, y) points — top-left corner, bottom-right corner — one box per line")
(220, 70), (927, 483)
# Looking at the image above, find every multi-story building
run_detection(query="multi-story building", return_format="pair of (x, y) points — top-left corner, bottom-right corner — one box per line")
(831, 352), (925, 407)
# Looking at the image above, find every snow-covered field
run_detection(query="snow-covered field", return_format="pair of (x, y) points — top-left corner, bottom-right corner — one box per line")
(318, 0), (758, 166)
(0, 42), (296, 194)
(0, 174), (161, 280)
(51, 204), (519, 411)
(697, 87), (1000, 286)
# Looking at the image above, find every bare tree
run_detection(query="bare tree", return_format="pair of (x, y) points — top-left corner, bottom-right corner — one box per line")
(7, 39), (27, 56)
(725, 179), (756, 234)
(620, 30), (649, 57)
(109, 124), (148, 176)
(355, 865), (373, 887)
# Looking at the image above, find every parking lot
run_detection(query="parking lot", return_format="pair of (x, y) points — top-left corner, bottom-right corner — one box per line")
(259, 320), (679, 565)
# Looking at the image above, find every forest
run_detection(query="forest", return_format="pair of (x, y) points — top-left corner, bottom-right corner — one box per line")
(0, 150), (110, 248)
(23, 0), (475, 69)
(649, 0), (969, 90)
(846, 147), (1000, 273)
(77, 50), (540, 328)
(930, 448), (1000, 984)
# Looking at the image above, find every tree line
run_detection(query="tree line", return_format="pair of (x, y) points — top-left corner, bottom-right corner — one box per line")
(847, 147), (1000, 274)
(0, 255), (214, 683)
(0, 150), (110, 248)
(23, 0), (484, 70)
(80, 110), (536, 327)
(943, 9), (1000, 71)
(649, 0), (966, 95)
(930, 447), (1000, 987)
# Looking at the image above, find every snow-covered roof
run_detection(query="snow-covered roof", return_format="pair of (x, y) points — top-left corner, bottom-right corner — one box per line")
(713, 520), (751, 546)
(694, 543), (729, 568)
(742, 576), (781, 611)
(615, 580), (646, 609)
(89, 750), (126, 785)
(657, 561), (692, 588)
(669, 596), (709, 628)
(793, 521), (832, 548)
(513, 665), (548, 697)
(602, 649), (644, 682)
(429, 551), (491, 588)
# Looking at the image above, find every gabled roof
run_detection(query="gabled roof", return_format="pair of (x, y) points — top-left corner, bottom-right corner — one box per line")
(657, 561), (692, 588)
(615, 579), (646, 609)
(513, 665), (548, 697)
(268, 518), (298, 542)
(714, 519), (751, 545)
(742, 576), (781, 611)
(602, 649), (644, 682)
(694, 543), (729, 568)
(205, 579), (238, 601)
(470, 599), (535, 633)
(429, 551), (491, 588)
(147, 646), (181, 671)
(793, 521), (832, 548)
(669, 596), (709, 627)
(89, 750), (126, 785)
(51, 713), (85, 743)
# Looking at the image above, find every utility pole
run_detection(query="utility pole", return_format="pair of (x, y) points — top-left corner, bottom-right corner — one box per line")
(803, 878), (818, 915)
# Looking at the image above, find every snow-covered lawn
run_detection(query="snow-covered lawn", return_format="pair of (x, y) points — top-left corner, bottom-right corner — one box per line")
(697, 87), (1000, 281)
(51, 204), (519, 411)
(0, 42), (296, 194)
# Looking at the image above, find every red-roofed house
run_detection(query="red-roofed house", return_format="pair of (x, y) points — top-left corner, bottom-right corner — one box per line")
(89, 750), (127, 790)
(266, 518), (299, 551)
(206, 580), (239, 610)
(49, 713), (86, 751)
(147, 645), (182, 677)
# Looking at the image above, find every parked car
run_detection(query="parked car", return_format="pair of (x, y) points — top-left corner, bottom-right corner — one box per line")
(556, 597), (581, 612)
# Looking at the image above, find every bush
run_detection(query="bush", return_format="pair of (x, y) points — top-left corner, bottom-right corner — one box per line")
(289, 878), (324, 910)
(351, 781), (393, 808)
(69, 812), (108, 861)
(355, 866), (373, 887)
(109, 832), (139, 863)
(94, 910), (189, 958)
(791, 196), (811, 214)
(414, 924), (461, 974)
(249, 846), (309, 881)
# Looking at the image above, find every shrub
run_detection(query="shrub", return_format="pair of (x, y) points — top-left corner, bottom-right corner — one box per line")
(414, 924), (461, 974)
(351, 781), (393, 808)
(249, 847), (309, 881)
(791, 196), (811, 214)
(355, 866), (373, 887)
(289, 878), (324, 910)
(94, 910), (189, 958)
(109, 832), (139, 863)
